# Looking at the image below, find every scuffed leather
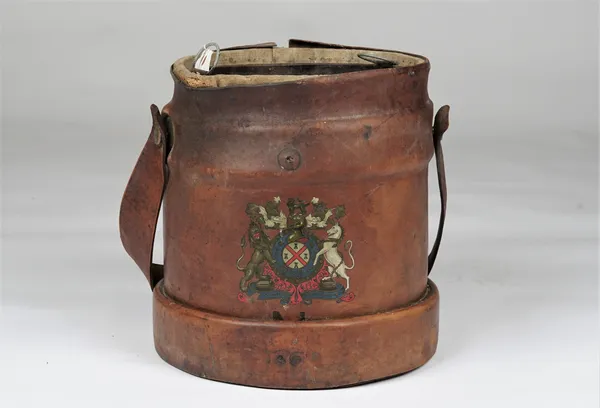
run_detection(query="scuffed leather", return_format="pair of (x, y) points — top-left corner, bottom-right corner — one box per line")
(119, 104), (168, 289)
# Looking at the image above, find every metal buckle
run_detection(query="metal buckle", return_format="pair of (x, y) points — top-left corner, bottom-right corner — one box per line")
(192, 42), (221, 74)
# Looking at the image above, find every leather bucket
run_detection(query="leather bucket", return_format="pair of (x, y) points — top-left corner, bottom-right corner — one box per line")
(119, 39), (450, 389)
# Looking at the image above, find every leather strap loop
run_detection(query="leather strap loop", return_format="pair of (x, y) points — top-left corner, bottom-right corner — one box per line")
(428, 105), (450, 274)
(119, 104), (169, 289)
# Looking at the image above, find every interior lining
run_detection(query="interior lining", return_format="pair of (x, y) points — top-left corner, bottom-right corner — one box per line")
(172, 48), (426, 88)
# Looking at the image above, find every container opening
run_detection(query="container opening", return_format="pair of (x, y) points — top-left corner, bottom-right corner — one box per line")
(210, 63), (390, 76)
(172, 47), (427, 88)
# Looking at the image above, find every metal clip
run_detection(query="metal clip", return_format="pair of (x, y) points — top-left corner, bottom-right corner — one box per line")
(192, 42), (221, 74)
(357, 53), (397, 68)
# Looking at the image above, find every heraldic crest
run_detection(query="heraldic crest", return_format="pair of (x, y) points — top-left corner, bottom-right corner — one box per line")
(236, 197), (356, 305)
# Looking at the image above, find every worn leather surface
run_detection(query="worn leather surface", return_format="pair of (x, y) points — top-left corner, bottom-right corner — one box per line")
(119, 104), (169, 289)
(153, 279), (440, 389)
(164, 63), (432, 319)
(119, 99), (449, 294)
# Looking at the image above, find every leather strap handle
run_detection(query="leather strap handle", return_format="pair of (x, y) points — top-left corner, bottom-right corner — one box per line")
(428, 105), (450, 274)
(119, 104), (169, 289)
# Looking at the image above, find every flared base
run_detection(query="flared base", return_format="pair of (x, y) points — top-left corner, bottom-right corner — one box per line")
(153, 280), (439, 389)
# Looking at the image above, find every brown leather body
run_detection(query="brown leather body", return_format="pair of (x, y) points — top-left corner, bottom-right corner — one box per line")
(119, 40), (449, 388)
(162, 62), (432, 320)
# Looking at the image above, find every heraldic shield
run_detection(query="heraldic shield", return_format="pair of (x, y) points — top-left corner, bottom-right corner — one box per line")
(236, 197), (356, 305)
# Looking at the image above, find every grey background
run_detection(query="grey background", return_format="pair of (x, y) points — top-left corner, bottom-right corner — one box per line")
(1, 1), (598, 407)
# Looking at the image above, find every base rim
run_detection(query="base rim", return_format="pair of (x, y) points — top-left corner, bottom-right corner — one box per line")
(153, 279), (439, 389)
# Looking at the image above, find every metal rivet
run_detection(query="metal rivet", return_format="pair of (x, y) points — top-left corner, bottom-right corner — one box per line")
(278, 147), (302, 171)
(289, 354), (302, 367)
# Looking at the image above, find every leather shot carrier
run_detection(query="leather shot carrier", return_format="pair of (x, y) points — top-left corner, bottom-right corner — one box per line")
(119, 39), (450, 389)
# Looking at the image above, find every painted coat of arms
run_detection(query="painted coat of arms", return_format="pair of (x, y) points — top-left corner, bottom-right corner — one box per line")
(236, 197), (356, 305)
